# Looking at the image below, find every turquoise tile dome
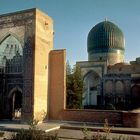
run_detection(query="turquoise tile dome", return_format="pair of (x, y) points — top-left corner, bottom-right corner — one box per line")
(87, 20), (125, 54)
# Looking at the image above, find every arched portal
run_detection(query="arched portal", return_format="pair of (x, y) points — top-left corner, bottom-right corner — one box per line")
(0, 34), (23, 67)
(83, 70), (101, 107)
(9, 87), (22, 120)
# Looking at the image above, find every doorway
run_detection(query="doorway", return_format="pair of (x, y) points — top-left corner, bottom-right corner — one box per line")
(131, 85), (140, 109)
(9, 88), (22, 120)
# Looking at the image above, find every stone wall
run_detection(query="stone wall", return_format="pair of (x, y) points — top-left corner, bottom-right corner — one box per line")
(107, 61), (140, 75)
(33, 9), (53, 121)
(0, 8), (36, 120)
(0, 8), (54, 121)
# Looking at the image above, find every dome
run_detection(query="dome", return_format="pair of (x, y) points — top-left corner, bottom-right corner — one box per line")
(87, 20), (125, 54)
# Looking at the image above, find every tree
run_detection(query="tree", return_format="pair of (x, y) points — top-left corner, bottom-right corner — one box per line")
(66, 62), (83, 109)
(66, 61), (72, 75)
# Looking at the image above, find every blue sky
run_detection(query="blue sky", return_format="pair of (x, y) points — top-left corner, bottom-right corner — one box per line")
(0, 0), (140, 65)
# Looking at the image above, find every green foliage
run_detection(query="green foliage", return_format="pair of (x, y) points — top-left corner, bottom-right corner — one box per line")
(0, 131), (4, 137)
(106, 103), (116, 110)
(10, 119), (59, 140)
(10, 119), (42, 140)
(10, 130), (59, 140)
(66, 62), (83, 109)
(10, 129), (45, 140)
(46, 133), (59, 140)
(66, 61), (72, 75)
(27, 119), (39, 130)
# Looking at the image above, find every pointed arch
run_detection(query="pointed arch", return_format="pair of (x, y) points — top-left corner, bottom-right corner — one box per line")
(8, 86), (22, 99)
(83, 70), (101, 106)
(105, 80), (113, 94)
(0, 33), (23, 61)
(83, 70), (101, 80)
(115, 80), (124, 93)
(8, 86), (23, 119)
(0, 32), (23, 47)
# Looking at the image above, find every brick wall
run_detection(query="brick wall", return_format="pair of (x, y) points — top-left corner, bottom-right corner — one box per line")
(123, 111), (140, 128)
(49, 49), (66, 120)
(49, 109), (140, 128)
(53, 109), (123, 125)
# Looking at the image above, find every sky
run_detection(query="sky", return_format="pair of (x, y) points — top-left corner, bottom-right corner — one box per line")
(0, 0), (140, 66)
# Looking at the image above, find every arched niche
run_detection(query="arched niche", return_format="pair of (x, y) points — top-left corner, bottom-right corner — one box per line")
(115, 80), (124, 94)
(83, 70), (101, 106)
(131, 84), (140, 109)
(84, 70), (101, 88)
(105, 80), (113, 94)
(0, 34), (23, 67)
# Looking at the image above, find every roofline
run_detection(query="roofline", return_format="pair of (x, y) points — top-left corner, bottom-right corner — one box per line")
(0, 8), (37, 18)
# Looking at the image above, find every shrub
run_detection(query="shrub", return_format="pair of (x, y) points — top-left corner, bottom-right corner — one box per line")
(82, 119), (138, 140)
(10, 119), (59, 140)
(0, 131), (4, 137)
(106, 103), (116, 110)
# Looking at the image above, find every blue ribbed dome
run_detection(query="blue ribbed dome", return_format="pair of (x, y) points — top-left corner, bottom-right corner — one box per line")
(87, 21), (125, 54)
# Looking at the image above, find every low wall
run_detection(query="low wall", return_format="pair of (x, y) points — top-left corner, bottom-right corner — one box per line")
(49, 108), (140, 128)
(62, 109), (123, 125)
(123, 111), (140, 128)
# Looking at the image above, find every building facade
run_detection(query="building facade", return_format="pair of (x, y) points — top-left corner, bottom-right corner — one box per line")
(77, 21), (140, 110)
(0, 8), (140, 125)
(0, 8), (66, 121)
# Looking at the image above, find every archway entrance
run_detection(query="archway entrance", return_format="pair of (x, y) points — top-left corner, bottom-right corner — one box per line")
(83, 70), (101, 108)
(9, 88), (22, 120)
